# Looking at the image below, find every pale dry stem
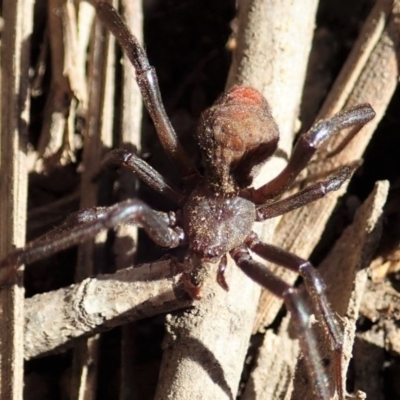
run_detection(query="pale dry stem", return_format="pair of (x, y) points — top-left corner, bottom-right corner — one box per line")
(70, 4), (115, 399)
(248, 1), (400, 398)
(0, 1), (34, 399)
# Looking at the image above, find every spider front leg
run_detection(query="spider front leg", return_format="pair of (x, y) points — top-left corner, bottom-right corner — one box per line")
(247, 103), (375, 204)
(95, 2), (196, 178)
(230, 244), (332, 400)
(0, 199), (182, 286)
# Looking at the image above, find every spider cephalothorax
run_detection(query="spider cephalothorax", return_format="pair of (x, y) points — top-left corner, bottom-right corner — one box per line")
(183, 182), (256, 261)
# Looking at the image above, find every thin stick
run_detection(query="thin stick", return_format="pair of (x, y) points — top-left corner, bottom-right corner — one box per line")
(70, 2), (115, 399)
(36, 0), (87, 171)
(114, 1), (144, 399)
(0, 0), (34, 398)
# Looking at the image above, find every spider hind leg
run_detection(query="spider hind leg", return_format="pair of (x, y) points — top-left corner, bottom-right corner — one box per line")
(231, 235), (346, 400)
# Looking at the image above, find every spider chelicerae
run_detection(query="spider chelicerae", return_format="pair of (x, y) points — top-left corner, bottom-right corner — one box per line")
(0, 3), (375, 400)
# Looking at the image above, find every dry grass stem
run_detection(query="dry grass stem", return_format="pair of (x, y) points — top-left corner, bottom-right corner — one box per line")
(70, 3), (116, 399)
(113, 1), (144, 398)
(0, 0), (34, 399)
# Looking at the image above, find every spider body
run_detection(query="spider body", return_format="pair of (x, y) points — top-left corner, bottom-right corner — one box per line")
(184, 85), (272, 263)
(183, 182), (255, 262)
(0, 3), (377, 400)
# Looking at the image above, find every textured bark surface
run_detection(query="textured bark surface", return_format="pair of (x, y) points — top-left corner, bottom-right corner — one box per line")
(0, 1), (34, 399)
(292, 181), (389, 399)
(24, 259), (191, 359)
(254, 0), (400, 333)
(155, 1), (319, 399)
(246, 2), (400, 398)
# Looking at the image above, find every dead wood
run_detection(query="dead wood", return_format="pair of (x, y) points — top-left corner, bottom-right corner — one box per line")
(0, 1), (34, 399)
(254, 0), (400, 333)
(2, 1), (400, 399)
(35, 0), (88, 171)
(292, 181), (389, 399)
(242, 181), (389, 399)
(155, 1), (319, 399)
(70, 2), (115, 398)
(113, 1), (144, 399)
(245, 0), (400, 398)
(24, 259), (191, 359)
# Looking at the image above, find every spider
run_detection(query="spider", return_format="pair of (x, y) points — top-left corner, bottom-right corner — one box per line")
(0, 3), (375, 400)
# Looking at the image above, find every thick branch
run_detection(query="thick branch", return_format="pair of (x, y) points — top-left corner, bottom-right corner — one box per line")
(24, 259), (191, 359)
(155, 1), (319, 399)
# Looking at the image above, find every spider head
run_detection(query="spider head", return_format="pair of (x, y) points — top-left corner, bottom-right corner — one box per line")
(196, 85), (279, 194)
(183, 185), (256, 263)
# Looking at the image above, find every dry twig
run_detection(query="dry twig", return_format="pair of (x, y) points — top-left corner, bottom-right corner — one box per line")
(113, 1), (144, 398)
(35, 0), (87, 171)
(0, 1), (34, 399)
(70, 3), (115, 398)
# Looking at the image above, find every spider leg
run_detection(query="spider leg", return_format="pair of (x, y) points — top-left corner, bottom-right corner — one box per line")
(230, 244), (331, 400)
(244, 232), (344, 399)
(247, 104), (375, 204)
(95, 2), (196, 178)
(256, 163), (356, 221)
(0, 199), (182, 286)
(101, 149), (184, 204)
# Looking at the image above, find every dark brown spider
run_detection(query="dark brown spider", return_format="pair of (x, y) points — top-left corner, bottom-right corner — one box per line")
(0, 3), (375, 400)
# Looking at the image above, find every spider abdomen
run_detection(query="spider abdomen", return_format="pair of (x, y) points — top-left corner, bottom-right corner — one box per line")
(196, 85), (279, 193)
(183, 184), (255, 261)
